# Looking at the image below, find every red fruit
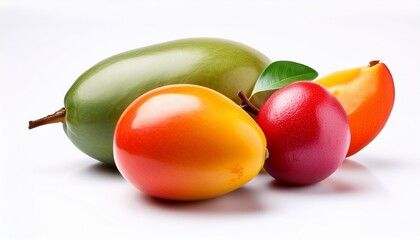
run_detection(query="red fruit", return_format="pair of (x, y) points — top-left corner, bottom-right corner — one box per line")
(256, 81), (350, 185)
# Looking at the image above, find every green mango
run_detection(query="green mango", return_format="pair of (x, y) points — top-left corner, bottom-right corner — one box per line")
(30, 38), (271, 164)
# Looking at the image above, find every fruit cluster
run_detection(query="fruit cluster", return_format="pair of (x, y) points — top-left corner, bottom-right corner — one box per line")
(29, 38), (395, 201)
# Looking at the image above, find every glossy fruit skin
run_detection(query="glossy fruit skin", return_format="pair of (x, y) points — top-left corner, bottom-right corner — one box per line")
(114, 84), (266, 201)
(315, 61), (395, 157)
(63, 38), (270, 164)
(256, 81), (350, 185)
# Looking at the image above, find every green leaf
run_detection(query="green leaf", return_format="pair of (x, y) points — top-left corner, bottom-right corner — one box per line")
(250, 61), (318, 107)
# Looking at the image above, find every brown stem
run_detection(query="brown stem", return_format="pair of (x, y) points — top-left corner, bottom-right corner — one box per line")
(238, 90), (260, 115)
(28, 107), (66, 129)
(369, 60), (380, 67)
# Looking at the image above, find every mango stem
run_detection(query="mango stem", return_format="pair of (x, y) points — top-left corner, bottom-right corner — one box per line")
(28, 107), (66, 129)
(238, 91), (260, 115)
(369, 60), (380, 67)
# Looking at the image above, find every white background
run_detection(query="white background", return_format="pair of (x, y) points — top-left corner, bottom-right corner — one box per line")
(1, 0), (420, 239)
